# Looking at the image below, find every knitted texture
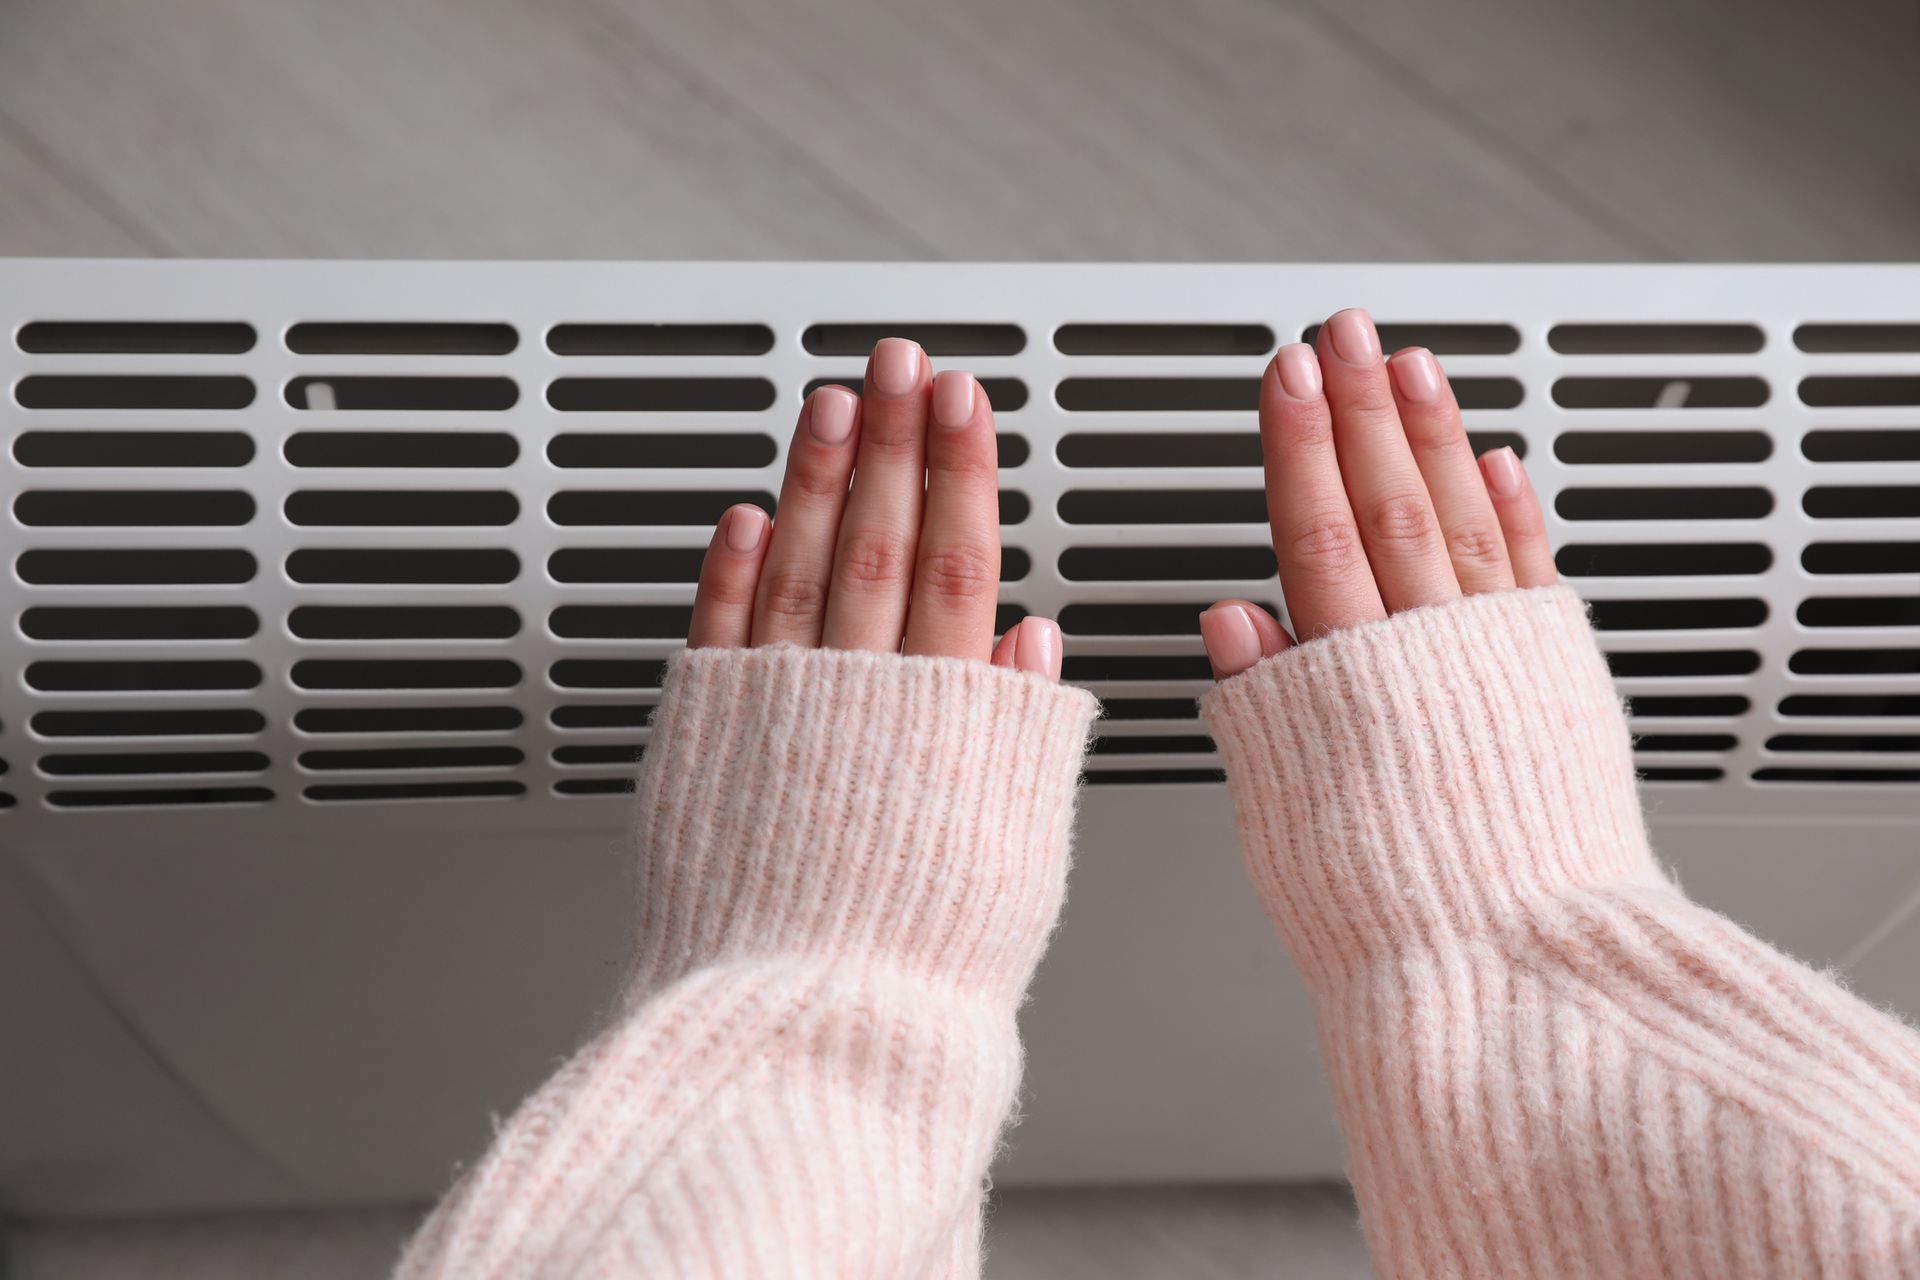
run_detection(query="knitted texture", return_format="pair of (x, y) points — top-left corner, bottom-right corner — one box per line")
(1204, 585), (1920, 1278)
(396, 644), (1098, 1279)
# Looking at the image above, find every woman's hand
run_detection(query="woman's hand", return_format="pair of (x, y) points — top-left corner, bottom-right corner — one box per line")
(687, 337), (1062, 679)
(1201, 308), (1557, 678)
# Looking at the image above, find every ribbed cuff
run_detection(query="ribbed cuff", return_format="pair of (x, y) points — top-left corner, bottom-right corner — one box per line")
(1201, 585), (1660, 984)
(629, 645), (1099, 1002)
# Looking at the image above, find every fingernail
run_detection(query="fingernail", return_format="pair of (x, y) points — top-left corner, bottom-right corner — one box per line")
(723, 505), (766, 553)
(1389, 347), (1442, 403)
(809, 387), (857, 444)
(1014, 617), (1062, 680)
(871, 337), (921, 398)
(1480, 446), (1526, 499)
(1325, 308), (1380, 365)
(1198, 604), (1262, 677)
(932, 370), (976, 429)
(1274, 343), (1323, 400)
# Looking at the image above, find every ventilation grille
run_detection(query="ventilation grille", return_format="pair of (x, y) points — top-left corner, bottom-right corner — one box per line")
(2, 261), (1916, 828)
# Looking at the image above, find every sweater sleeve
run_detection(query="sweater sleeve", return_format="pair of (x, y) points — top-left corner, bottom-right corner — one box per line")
(396, 645), (1098, 1280)
(1202, 585), (1920, 1280)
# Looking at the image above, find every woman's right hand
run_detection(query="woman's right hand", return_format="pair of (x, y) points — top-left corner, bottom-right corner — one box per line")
(1201, 307), (1558, 678)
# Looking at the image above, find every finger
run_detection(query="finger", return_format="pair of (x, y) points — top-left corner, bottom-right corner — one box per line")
(688, 505), (770, 649)
(1315, 309), (1461, 613)
(990, 626), (1020, 669)
(822, 337), (929, 652)
(902, 371), (1000, 660)
(1198, 600), (1292, 681)
(1258, 343), (1386, 640)
(1387, 347), (1516, 596)
(750, 386), (861, 646)
(1006, 617), (1063, 680)
(1480, 447), (1558, 588)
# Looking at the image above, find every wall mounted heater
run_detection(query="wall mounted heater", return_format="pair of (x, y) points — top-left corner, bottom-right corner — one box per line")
(2, 260), (1917, 1215)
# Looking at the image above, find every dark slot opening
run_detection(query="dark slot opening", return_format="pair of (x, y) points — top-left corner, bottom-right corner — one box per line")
(40, 751), (269, 776)
(1058, 432), (1261, 468)
(1588, 599), (1767, 630)
(26, 660), (261, 692)
(1089, 735), (1217, 755)
(553, 744), (645, 766)
(16, 490), (254, 527)
(1804, 487), (1920, 519)
(1766, 734), (1920, 754)
(1002, 548), (1031, 581)
(1061, 654), (1213, 681)
(555, 777), (637, 796)
(1058, 546), (1277, 581)
(15, 375), (255, 410)
(285, 323), (517, 355)
(1778, 694), (1920, 717)
(1632, 734), (1737, 753)
(1469, 433), (1530, 458)
(801, 323), (1025, 356)
(1101, 697), (1201, 720)
(306, 780), (524, 803)
(1552, 377), (1768, 409)
(1557, 488), (1773, 521)
(1299, 323), (1521, 355)
(994, 604), (1029, 634)
(551, 705), (655, 729)
(1637, 768), (1724, 783)
(802, 377), (1029, 411)
(1557, 543), (1772, 577)
(48, 786), (273, 808)
(550, 659), (669, 689)
(1605, 650), (1760, 677)
(1794, 324), (1920, 353)
(1554, 431), (1771, 465)
(18, 548), (256, 585)
(549, 606), (693, 639)
(22, 606), (259, 641)
(1802, 430), (1920, 463)
(1083, 768), (1226, 786)
(1798, 597), (1920, 627)
(285, 432), (518, 468)
(1802, 543), (1920, 575)
(285, 490), (518, 526)
(1055, 324), (1273, 356)
(299, 746), (524, 771)
(547, 548), (706, 584)
(291, 659), (521, 690)
(15, 431), (256, 468)
(289, 606), (521, 640)
(1057, 377), (1257, 412)
(548, 377), (775, 413)
(1752, 768), (1920, 784)
(547, 433), (777, 469)
(547, 323), (774, 356)
(1058, 489), (1267, 524)
(998, 434), (1030, 467)
(1624, 695), (1751, 717)
(1000, 491), (1030, 525)
(1062, 602), (1274, 636)
(1789, 649), (1920, 675)
(547, 490), (774, 527)
(1548, 324), (1763, 354)
(287, 548), (519, 585)
(1799, 376), (1920, 407)
(294, 706), (523, 735)
(32, 709), (267, 738)
(18, 321), (256, 354)
(286, 376), (517, 411)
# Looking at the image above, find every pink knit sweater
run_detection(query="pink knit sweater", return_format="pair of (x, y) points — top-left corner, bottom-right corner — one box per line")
(399, 587), (1920, 1278)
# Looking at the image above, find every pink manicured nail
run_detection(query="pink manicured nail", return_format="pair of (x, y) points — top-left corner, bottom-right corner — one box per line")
(724, 505), (766, 553)
(809, 387), (857, 444)
(1389, 348), (1442, 403)
(1198, 604), (1262, 677)
(1274, 343), (1323, 400)
(1014, 617), (1062, 680)
(870, 337), (921, 398)
(1325, 308), (1381, 365)
(932, 371), (976, 429)
(1480, 446), (1526, 499)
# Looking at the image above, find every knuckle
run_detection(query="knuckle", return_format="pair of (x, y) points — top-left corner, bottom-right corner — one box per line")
(758, 569), (827, 624)
(784, 456), (848, 503)
(1446, 523), (1508, 570)
(1283, 512), (1368, 573)
(835, 528), (913, 589)
(698, 572), (758, 611)
(1341, 381), (1401, 420)
(1359, 492), (1441, 551)
(914, 543), (999, 603)
(857, 424), (922, 462)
